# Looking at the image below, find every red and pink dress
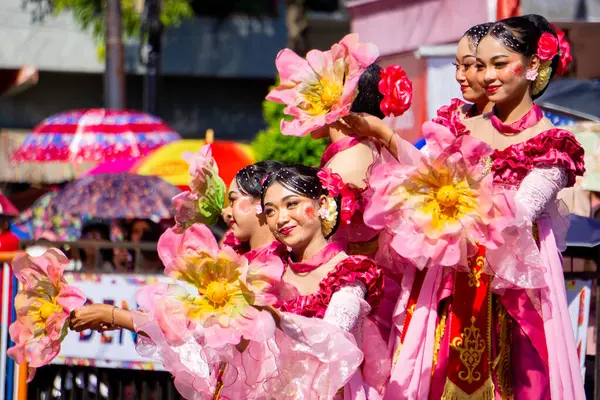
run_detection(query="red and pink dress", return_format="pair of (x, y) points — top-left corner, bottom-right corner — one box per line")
(273, 242), (389, 399)
(388, 105), (585, 399)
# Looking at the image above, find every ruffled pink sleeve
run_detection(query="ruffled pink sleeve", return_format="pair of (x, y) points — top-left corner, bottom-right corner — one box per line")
(524, 129), (585, 187)
(320, 256), (384, 311)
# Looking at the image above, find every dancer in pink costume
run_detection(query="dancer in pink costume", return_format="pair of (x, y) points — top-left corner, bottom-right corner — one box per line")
(261, 165), (389, 399)
(345, 14), (584, 400)
(70, 160), (372, 399)
(267, 33), (415, 347)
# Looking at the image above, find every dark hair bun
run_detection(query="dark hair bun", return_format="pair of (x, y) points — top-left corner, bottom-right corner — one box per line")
(235, 160), (283, 198)
(351, 64), (385, 119)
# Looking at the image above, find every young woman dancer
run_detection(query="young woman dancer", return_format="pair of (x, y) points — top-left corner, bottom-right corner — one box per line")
(440, 22), (495, 121)
(261, 164), (388, 398)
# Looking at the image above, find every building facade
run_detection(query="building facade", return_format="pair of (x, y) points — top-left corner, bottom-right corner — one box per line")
(0, 0), (349, 141)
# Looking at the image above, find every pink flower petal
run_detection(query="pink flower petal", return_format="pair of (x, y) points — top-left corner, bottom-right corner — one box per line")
(158, 225), (220, 271)
(339, 33), (380, 68)
(56, 285), (87, 312)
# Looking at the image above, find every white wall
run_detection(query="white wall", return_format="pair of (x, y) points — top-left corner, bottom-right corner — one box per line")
(426, 56), (464, 120)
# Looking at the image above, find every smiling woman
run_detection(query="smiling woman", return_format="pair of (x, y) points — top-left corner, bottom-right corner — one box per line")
(221, 161), (283, 253)
(437, 14), (586, 400)
(260, 164), (390, 397)
(261, 165), (335, 260)
(452, 22), (494, 117)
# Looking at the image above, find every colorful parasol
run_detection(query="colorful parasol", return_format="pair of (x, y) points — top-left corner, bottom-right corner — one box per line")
(10, 109), (181, 163)
(11, 192), (91, 241)
(49, 173), (181, 220)
(85, 139), (255, 188)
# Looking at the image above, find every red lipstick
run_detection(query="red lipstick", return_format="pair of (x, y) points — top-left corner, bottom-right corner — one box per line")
(279, 226), (295, 236)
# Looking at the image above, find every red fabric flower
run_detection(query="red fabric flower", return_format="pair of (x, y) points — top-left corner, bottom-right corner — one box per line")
(432, 112), (470, 138)
(317, 168), (361, 225)
(339, 186), (362, 225)
(551, 26), (573, 76)
(537, 32), (559, 61)
(317, 168), (345, 197)
(378, 65), (413, 117)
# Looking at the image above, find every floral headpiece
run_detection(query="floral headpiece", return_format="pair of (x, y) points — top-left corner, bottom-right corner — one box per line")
(267, 34), (379, 137)
(317, 168), (361, 237)
(532, 28), (572, 95)
(378, 65), (413, 117)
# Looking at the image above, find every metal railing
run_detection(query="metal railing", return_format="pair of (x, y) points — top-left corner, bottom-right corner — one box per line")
(20, 240), (159, 274)
(28, 365), (183, 400)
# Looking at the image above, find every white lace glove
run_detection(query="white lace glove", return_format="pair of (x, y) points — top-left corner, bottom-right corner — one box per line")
(323, 282), (369, 332)
(515, 165), (568, 221)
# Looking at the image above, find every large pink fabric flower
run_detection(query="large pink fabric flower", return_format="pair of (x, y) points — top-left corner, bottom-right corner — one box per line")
(154, 225), (285, 347)
(267, 33), (379, 136)
(7, 249), (86, 381)
(364, 122), (515, 267)
(173, 145), (225, 232)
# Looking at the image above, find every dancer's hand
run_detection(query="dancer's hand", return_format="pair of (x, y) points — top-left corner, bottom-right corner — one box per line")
(70, 304), (116, 332)
(343, 112), (393, 142)
(311, 121), (351, 143)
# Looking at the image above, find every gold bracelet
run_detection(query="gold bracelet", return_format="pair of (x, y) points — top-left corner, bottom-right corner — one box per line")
(385, 132), (394, 147)
(110, 306), (117, 328)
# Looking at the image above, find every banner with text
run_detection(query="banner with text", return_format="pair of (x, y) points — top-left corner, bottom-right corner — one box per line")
(53, 273), (177, 370)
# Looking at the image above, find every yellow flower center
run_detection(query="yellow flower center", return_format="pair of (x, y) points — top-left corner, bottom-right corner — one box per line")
(205, 281), (229, 306)
(436, 185), (460, 207)
(40, 302), (60, 320)
(320, 80), (342, 108)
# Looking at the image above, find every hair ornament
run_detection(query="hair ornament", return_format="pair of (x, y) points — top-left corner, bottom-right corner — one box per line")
(550, 24), (573, 75)
(378, 64), (413, 117)
(260, 173), (271, 186)
(526, 69), (539, 81)
(319, 196), (339, 238)
(317, 168), (361, 228)
(531, 32), (559, 96)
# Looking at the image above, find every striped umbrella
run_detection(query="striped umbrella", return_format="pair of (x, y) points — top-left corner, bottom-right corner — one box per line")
(10, 109), (181, 163)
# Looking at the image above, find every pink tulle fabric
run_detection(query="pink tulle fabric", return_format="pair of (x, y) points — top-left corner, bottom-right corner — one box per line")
(134, 226), (374, 399)
(492, 128), (586, 188)
(261, 313), (364, 399)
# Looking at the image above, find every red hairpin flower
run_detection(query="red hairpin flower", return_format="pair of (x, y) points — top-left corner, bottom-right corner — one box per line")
(378, 65), (413, 118)
(537, 32), (559, 61)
